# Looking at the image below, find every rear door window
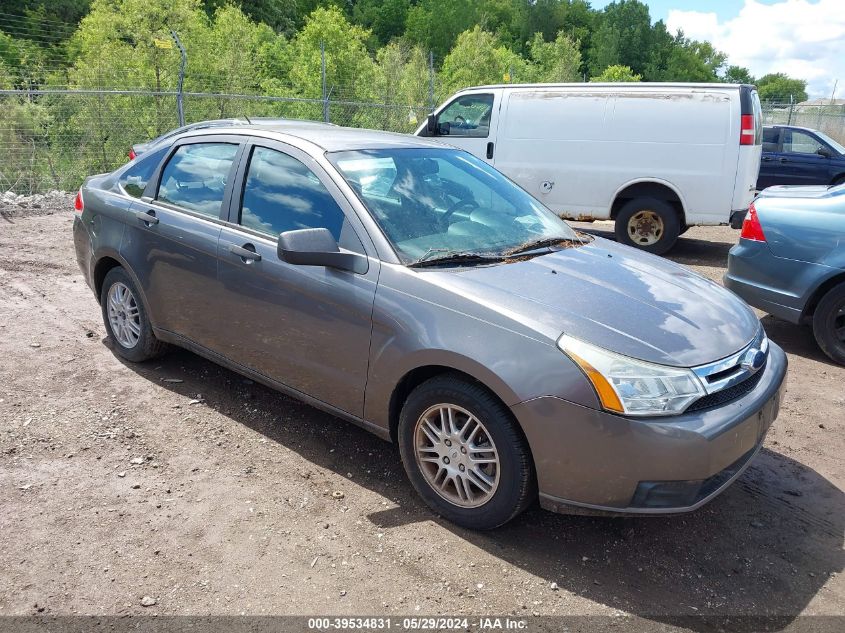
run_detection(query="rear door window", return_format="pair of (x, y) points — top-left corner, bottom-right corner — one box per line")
(157, 143), (239, 218)
(239, 146), (363, 252)
(118, 146), (168, 198)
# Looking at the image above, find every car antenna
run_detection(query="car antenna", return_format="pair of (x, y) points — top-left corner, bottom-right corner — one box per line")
(243, 114), (252, 124)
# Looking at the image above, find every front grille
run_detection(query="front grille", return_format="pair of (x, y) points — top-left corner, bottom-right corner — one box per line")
(686, 360), (766, 412)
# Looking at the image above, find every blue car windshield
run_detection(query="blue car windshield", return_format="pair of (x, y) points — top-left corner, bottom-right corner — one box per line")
(328, 148), (579, 263)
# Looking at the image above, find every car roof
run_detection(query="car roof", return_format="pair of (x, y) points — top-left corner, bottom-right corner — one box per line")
(178, 123), (447, 153)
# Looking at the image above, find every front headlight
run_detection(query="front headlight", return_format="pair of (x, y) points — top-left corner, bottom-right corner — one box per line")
(557, 335), (706, 417)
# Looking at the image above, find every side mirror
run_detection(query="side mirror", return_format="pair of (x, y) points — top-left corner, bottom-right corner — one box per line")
(817, 146), (832, 158)
(277, 228), (368, 274)
(426, 114), (437, 136)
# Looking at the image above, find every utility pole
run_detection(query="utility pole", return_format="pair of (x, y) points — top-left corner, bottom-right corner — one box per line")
(171, 30), (186, 127)
(321, 41), (329, 123)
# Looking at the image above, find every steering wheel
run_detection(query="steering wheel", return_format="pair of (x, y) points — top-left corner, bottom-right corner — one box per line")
(441, 198), (479, 224)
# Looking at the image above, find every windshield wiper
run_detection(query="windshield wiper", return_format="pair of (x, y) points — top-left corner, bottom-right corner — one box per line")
(504, 236), (580, 256)
(408, 251), (504, 268)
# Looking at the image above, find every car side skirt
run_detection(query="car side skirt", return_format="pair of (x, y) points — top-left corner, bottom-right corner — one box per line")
(153, 328), (392, 442)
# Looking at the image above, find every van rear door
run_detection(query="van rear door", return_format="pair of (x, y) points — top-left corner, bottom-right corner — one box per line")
(731, 85), (763, 220)
(416, 90), (501, 163)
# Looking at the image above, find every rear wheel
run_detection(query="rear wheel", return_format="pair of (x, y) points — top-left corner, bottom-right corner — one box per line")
(831, 175), (845, 187)
(397, 374), (535, 530)
(812, 282), (845, 365)
(614, 197), (680, 255)
(100, 267), (166, 362)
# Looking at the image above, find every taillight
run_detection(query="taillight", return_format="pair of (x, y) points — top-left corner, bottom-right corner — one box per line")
(740, 114), (755, 145)
(128, 148), (136, 160)
(740, 203), (766, 242)
(74, 189), (84, 213)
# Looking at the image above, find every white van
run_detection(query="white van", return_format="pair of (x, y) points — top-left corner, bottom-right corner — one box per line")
(416, 83), (763, 253)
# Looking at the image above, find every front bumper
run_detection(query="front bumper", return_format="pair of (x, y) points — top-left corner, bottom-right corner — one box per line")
(512, 341), (787, 515)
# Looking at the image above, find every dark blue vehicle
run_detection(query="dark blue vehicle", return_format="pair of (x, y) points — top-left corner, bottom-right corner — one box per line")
(725, 182), (845, 364)
(757, 125), (845, 190)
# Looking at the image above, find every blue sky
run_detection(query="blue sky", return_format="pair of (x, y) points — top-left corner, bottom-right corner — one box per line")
(589, 1), (844, 98)
(589, 0), (781, 23)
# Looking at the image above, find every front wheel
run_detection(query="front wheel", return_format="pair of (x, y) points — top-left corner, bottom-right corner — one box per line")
(398, 374), (536, 530)
(812, 282), (845, 365)
(614, 197), (680, 255)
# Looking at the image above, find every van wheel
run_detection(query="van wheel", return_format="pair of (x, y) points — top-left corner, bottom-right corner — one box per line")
(615, 197), (680, 255)
(812, 282), (845, 365)
(100, 267), (167, 362)
(397, 374), (536, 530)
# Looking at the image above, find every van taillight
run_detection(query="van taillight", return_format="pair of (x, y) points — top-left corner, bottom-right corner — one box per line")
(740, 114), (755, 145)
(740, 203), (766, 242)
(74, 189), (84, 213)
(128, 148), (136, 160)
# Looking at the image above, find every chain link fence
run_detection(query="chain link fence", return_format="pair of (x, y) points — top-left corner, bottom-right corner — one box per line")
(761, 102), (845, 144)
(0, 88), (431, 194)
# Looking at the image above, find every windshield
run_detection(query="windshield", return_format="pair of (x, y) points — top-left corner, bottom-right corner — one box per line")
(328, 148), (579, 263)
(815, 130), (845, 155)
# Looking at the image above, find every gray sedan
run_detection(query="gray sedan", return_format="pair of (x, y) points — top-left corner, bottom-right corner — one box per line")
(725, 183), (845, 365)
(73, 124), (786, 529)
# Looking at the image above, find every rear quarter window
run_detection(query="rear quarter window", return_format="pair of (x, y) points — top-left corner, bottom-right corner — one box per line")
(118, 146), (168, 198)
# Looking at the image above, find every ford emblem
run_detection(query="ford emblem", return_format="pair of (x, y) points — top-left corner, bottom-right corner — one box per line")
(741, 348), (766, 372)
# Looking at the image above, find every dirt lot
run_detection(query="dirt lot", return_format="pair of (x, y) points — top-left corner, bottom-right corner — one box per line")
(0, 200), (843, 626)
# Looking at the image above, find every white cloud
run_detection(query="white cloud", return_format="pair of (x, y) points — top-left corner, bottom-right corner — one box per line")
(667, 0), (845, 99)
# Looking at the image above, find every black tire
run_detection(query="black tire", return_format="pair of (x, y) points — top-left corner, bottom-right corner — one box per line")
(812, 282), (845, 365)
(100, 267), (166, 362)
(832, 175), (845, 187)
(397, 374), (536, 530)
(614, 197), (680, 255)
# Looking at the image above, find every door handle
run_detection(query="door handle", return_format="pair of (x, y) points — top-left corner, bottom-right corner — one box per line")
(779, 157), (788, 163)
(761, 156), (772, 161)
(486, 142), (494, 160)
(135, 210), (159, 225)
(229, 243), (261, 262)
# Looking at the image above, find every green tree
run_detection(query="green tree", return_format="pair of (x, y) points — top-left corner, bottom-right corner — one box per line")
(190, 5), (278, 117)
(370, 41), (429, 131)
(588, 0), (652, 77)
(353, 0), (410, 47)
(527, 31), (582, 83)
(439, 26), (527, 95)
(405, 0), (480, 62)
(280, 6), (377, 122)
(723, 65), (754, 84)
(590, 64), (640, 82)
(757, 72), (808, 103)
(661, 35), (726, 82)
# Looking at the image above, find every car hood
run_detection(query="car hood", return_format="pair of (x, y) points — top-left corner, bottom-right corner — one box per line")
(438, 237), (760, 367)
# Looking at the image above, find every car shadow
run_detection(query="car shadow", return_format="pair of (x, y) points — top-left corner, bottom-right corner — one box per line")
(116, 346), (844, 630)
(759, 315), (842, 367)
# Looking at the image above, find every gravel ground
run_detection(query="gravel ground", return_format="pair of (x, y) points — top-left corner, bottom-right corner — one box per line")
(0, 196), (842, 625)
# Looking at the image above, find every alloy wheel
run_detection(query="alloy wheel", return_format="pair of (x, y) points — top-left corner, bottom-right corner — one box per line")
(413, 404), (500, 508)
(106, 282), (141, 348)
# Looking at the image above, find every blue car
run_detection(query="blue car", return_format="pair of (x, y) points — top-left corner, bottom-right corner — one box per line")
(757, 125), (845, 190)
(725, 183), (845, 364)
